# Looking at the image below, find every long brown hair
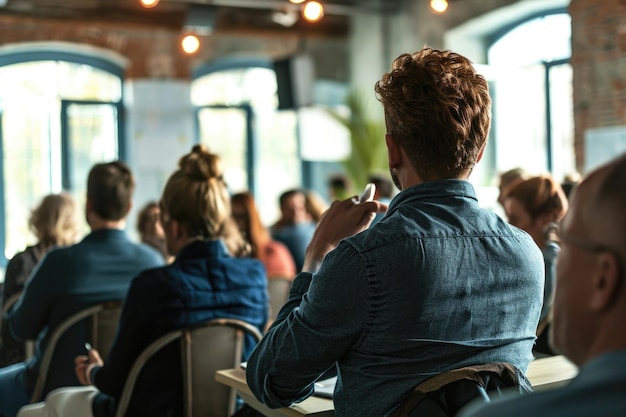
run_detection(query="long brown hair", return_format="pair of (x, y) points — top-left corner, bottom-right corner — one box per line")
(231, 191), (270, 259)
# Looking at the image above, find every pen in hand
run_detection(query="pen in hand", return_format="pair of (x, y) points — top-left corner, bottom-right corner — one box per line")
(84, 342), (92, 363)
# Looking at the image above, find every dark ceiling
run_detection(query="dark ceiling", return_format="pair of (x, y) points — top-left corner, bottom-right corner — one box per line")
(0, 0), (405, 36)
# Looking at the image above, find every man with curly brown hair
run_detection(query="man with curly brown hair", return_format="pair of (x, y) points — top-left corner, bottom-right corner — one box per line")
(246, 48), (544, 417)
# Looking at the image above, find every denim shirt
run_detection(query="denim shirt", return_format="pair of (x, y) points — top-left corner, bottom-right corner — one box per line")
(246, 179), (544, 417)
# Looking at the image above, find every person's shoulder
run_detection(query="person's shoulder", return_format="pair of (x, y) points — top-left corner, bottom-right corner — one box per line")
(459, 388), (562, 417)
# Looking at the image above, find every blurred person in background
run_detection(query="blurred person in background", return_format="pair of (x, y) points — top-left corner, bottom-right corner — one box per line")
(0, 193), (80, 367)
(17, 145), (268, 417)
(270, 189), (316, 272)
(231, 191), (296, 281)
(136, 201), (170, 262)
(497, 167), (530, 208)
(502, 174), (568, 355)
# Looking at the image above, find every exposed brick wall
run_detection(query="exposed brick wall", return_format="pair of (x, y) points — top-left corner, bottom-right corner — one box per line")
(0, 14), (346, 82)
(569, 0), (626, 171)
(0, 15), (194, 79)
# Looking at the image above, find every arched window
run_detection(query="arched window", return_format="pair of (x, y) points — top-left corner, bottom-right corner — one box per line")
(0, 44), (125, 265)
(488, 12), (574, 181)
(192, 58), (301, 224)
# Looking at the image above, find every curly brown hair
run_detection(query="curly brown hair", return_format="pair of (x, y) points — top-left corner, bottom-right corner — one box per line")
(374, 48), (491, 180)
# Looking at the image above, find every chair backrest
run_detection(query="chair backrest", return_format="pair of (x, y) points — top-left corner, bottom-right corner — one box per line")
(1, 291), (22, 316)
(267, 277), (292, 320)
(115, 317), (263, 417)
(1, 291), (36, 359)
(31, 300), (123, 403)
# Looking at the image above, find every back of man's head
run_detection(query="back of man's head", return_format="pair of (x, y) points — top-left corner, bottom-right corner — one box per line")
(375, 48), (491, 181)
(87, 161), (134, 221)
(551, 153), (626, 366)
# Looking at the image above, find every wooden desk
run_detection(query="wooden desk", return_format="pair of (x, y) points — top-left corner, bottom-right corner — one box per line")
(215, 368), (335, 417)
(527, 355), (578, 390)
(216, 356), (577, 416)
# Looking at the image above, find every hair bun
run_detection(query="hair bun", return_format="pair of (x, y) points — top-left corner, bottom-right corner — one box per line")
(179, 145), (223, 182)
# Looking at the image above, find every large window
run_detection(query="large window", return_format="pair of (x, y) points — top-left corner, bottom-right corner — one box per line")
(192, 62), (301, 224)
(0, 53), (124, 266)
(488, 12), (574, 181)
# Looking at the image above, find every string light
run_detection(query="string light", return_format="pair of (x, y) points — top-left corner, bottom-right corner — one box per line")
(138, 0), (159, 9)
(181, 34), (200, 54)
(302, 1), (324, 23)
(430, 0), (448, 13)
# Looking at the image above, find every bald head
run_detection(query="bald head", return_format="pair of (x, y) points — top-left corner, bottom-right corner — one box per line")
(551, 154), (626, 366)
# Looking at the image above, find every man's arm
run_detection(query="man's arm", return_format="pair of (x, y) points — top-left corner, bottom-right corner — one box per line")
(246, 242), (370, 408)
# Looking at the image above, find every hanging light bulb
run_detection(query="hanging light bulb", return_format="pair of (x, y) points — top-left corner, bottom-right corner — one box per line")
(302, 1), (324, 23)
(138, 0), (159, 9)
(430, 0), (448, 13)
(181, 34), (200, 54)
(289, 0), (306, 3)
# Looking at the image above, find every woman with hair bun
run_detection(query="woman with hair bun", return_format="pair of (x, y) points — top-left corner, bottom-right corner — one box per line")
(17, 145), (268, 417)
(502, 174), (568, 355)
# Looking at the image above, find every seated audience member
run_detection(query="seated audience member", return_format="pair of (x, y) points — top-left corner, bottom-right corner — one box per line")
(502, 174), (568, 355)
(327, 174), (352, 201)
(561, 171), (581, 199)
(460, 153), (626, 417)
(0, 162), (163, 417)
(368, 173), (395, 225)
(231, 191), (296, 280)
(1, 192), (79, 367)
(497, 167), (530, 207)
(136, 201), (170, 261)
(17, 145), (268, 417)
(270, 189), (316, 272)
(246, 48), (544, 417)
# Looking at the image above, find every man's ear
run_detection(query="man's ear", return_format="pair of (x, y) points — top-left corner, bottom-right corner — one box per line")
(386, 134), (401, 169)
(589, 252), (622, 311)
(476, 141), (487, 164)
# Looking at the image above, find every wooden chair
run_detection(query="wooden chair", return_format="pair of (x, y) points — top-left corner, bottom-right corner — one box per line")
(267, 277), (292, 320)
(31, 300), (123, 403)
(114, 317), (263, 417)
(1, 291), (35, 359)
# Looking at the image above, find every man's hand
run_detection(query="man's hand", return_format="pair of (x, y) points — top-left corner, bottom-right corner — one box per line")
(75, 348), (103, 385)
(302, 197), (387, 272)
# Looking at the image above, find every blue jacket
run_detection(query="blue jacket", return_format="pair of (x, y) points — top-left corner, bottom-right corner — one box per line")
(247, 179), (544, 417)
(92, 239), (268, 417)
(7, 229), (163, 397)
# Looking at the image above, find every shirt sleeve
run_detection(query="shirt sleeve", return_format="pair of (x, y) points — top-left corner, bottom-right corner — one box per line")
(246, 240), (369, 408)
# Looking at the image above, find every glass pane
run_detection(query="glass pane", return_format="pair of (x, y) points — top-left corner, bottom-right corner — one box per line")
(255, 111), (301, 225)
(0, 61), (121, 103)
(489, 13), (571, 66)
(198, 107), (247, 193)
(491, 64), (547, 173)
(67, 103), (119, 231)
(58, 62), (122, 102)
(1, 101), (58, 259)
(192, 68), (278, 108)
(549, 64), (576, 181)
